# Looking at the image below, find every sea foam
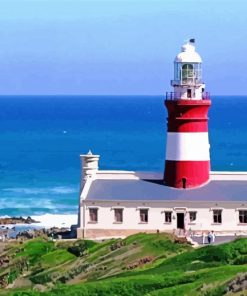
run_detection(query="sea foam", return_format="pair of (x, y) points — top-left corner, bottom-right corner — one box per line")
(2, 186), (77, 195)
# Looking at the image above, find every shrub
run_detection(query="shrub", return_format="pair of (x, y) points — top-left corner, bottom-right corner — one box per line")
(30, 272), (52, 284)
(202, 284), (226, 296)
(67, 241), (87, 257)
(233, 255), (247, 265)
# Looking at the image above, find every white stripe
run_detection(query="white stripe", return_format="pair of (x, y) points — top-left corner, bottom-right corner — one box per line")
(166, 132), (210, 161)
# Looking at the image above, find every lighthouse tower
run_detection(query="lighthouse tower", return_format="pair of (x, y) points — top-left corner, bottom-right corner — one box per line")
(164, 39), (211, 189)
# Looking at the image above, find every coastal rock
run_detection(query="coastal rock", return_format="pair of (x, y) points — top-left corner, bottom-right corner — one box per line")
(0, 216), (39, 225)
(16, 229), (47, 240)
(16, 230), (35, 239)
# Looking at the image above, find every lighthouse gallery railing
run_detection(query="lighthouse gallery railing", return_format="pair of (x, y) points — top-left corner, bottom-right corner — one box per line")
(165, 92), (210, 100)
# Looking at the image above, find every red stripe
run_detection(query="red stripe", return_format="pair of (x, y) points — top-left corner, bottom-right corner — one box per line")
(165, 100), (211, 132)
(164, 160), (210, 188)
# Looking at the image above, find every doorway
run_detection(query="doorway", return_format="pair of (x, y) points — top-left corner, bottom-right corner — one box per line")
(187, 89), (192, 98)
(177, 213), (185, 229)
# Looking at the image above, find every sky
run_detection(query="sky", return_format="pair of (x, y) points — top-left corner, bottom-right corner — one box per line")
(0, 0), (247, 95)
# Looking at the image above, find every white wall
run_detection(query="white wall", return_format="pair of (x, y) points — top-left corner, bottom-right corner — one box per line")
(80, 201), (247, 234)
(84, 204), (174, 232)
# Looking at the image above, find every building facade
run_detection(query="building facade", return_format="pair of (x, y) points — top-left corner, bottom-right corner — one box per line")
(77, 167), (247, 239)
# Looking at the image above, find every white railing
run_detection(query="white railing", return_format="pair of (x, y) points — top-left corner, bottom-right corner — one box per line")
(165, 91), (210, 100)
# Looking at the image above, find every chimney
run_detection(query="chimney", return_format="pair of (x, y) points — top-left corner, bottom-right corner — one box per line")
(80, 150), (100, 185)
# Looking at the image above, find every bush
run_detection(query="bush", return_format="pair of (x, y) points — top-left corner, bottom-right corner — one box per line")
(67, 241), (87, 257)
(202, 284), (226, 296)
(30, 272), (52, 284)
(233, 255), (247, 265)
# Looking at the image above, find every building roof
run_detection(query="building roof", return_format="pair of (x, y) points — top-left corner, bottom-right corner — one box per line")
(86, 179), (247, 202)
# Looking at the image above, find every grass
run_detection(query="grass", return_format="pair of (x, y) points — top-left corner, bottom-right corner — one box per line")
(2, 234), (247, 295)
(14, 239), (55, 265)
(38, 249), (76, 268)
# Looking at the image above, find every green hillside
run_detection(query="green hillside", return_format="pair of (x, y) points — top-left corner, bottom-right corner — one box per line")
(1, 233), (247, 295)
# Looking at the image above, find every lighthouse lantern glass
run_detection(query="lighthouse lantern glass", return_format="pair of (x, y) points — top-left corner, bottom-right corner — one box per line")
(182, 64), (193, 83)
(174, 62), (202, 85)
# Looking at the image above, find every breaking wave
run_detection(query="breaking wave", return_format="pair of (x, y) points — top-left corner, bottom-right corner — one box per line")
(2, 186), (77, 195)
(0, 186), (78, 216)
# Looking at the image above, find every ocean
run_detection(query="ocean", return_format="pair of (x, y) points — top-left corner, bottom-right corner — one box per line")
(0, 95), (247, 217)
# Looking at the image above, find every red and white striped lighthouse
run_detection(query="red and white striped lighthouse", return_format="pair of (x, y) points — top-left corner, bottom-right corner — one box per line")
(164, 39), (211, 189)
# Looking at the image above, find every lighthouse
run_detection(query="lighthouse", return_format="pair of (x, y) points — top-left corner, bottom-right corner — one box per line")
(77, 39), (247, 239)
(164, 39), (211, 189)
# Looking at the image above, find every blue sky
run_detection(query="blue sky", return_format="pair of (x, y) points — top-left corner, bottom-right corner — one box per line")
(0, 0), (246, 95)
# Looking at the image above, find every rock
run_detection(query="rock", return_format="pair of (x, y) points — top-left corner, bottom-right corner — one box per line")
(241, 280), (247, 290)
(238, 274), (245, 282)
(33, 284), (47, 292)
(110, 241), (125, 251)
(229, 279), (236, 287)
(25, 216), (37, 224)
(16, 229), (47, 240)
(16, 230), (34, 239)
(227, 272), (247, 294)
(232, 283), (241, 292)
(127, 256), (153, 270)
(0, 216), (39, 225)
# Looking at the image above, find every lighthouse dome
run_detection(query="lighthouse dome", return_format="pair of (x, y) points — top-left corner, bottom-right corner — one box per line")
(175, 41), (202, 63)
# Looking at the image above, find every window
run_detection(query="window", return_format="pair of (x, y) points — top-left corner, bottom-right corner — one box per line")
(213, 210), (222, 224)
(89, 208), (98, 223)
(114, 209), (123, 223)
(182, 63), (194, 80)
(189, 212), (197, 222)
(194, 63), (202, 80)
(239, 211), (247, 224)
(140, 209), (148, 223)
(165, 211), (172, 223)
(174, 62), (180, 80)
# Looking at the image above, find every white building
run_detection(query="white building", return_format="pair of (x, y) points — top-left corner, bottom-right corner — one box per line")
(77, 40), (247, 239)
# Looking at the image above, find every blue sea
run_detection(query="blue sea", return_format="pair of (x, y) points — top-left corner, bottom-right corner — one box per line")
(0, 95), (246, 217)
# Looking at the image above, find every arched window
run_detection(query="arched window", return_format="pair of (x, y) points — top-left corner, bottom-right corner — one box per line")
(181, 64), (194, 81)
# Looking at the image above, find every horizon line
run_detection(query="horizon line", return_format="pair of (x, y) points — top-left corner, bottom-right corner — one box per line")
(0, 94), (245, 97)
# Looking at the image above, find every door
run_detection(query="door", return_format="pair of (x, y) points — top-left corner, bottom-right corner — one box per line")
(177, 213), (185, 229)
(187, 89), (192, 98)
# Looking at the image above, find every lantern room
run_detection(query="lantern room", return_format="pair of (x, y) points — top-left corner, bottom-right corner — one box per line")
(173, 62), (202, 85)
(169, 39), (208, 100)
